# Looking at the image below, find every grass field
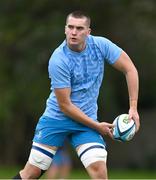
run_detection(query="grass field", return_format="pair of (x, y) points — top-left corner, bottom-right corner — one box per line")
(1, 166), (156, 179)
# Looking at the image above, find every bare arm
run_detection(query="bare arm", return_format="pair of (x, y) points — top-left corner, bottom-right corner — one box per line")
(54, 88), (114, 137)
(112, 51), (140, 131)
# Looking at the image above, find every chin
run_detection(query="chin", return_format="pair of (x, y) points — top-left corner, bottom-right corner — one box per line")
(70, 40), (79, 44)
(69, 42), (79, 47)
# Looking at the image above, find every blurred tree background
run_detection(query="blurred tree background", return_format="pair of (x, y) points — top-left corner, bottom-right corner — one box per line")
(0, 0), (156, 170)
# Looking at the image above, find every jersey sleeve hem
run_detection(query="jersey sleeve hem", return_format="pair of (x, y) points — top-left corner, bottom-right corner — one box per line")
(109, 49), (122, 65)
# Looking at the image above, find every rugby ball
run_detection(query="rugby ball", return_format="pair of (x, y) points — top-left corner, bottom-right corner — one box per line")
(113, 114), (136, 142)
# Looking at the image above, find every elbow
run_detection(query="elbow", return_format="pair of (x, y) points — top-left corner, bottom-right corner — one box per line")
(125, 65), (138, 77)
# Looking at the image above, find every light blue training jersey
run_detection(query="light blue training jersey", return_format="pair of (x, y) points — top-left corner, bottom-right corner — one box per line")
(43, 35), (122, 121)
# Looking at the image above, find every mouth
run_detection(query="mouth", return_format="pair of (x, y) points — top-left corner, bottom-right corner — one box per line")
(70, 37), (77, 41)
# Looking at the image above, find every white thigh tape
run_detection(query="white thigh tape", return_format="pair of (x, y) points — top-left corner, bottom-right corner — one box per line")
(77, 143), (107, 168)
(28, 142), (56, 170)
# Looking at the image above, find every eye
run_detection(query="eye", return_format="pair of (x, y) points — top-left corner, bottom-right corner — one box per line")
(77, 27), (84, 31)
(67, 25), (74, 29)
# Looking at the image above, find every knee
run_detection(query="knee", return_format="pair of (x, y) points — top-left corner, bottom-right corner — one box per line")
(77, 143), (108, 179)
(89, 162), (107, 178)
(89, 162), (102, 172)
(20, 166), (42, 179)
(86, 161), (108, 179)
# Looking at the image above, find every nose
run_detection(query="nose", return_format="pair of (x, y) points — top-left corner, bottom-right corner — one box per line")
(72, 28), (77, 35)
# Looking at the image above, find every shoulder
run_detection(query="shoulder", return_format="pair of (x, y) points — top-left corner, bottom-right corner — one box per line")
(87, 35), (111, 46)
(87, 35), (116, 54)
(49, 40), (68, 66)
(50, 41), (66, 60)
(88, 35), (122, 64)
(48, 41), (71, 77)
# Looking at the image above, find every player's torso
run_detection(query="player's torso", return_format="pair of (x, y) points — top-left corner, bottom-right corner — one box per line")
(44, 37), (105, 120)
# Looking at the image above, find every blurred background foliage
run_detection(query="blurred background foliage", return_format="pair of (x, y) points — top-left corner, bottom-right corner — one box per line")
(0, 0), (156, 170)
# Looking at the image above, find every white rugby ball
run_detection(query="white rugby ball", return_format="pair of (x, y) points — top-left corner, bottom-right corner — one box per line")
(113, 114), (136, 142)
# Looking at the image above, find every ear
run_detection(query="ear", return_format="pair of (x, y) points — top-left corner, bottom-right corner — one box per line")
(87, 28), (91, 35)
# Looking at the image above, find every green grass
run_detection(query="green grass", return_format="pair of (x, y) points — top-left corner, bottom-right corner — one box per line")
(108, 169), (156, 179)
(68, 169), (156, 179)
(0, 166), (20, 179)
(1, 166), (156, 179)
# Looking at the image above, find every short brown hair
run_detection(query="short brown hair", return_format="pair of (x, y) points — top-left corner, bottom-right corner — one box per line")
(66, 11), (91, 27)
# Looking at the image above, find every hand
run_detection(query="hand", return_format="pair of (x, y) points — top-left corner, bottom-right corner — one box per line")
(128, 108), (140, 132)
(97, 122), (114, 139)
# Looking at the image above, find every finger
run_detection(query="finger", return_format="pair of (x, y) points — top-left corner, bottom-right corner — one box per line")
(108, 130), (113, 139)
(128, 114), (133, 122)
(132, 117), (140, 132)
(135, 122), (140, 132)
(106, 123), (115, 128)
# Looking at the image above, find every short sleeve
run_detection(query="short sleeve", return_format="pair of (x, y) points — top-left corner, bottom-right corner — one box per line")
(48, 53), (71, 89)
(94, 36), (122, 64)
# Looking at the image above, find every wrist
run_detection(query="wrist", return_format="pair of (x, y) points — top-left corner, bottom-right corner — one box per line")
(129, 99), (138, 109)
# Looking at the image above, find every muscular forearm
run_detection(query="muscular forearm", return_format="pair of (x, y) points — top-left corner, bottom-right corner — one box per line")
(60, 102), (114, 137)
(125, 67), (139, 109)
(60, 102), (99, 130)
(54, 88), (114, 136)
(124, 66), (140, 131)
(54, 88), (99, 129)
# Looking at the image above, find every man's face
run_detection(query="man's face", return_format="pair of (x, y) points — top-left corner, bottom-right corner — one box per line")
(65, 16), (91, 51)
